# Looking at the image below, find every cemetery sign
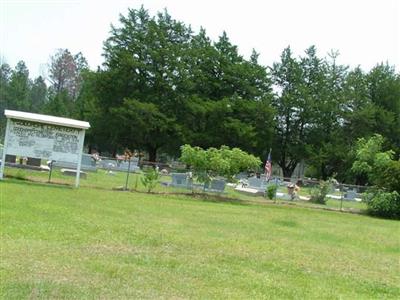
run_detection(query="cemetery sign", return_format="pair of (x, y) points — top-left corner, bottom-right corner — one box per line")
(0, 110), (90, 187)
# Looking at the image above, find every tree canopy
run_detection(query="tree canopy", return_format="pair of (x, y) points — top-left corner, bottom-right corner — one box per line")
(1, 6), (399, 184)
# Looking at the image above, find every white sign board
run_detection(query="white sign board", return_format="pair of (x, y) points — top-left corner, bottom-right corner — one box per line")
(7, 119), (82, 163)
(1, 110), (90, 187)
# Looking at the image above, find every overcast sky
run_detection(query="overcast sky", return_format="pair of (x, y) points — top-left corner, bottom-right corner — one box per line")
(1, 0), (399, 78)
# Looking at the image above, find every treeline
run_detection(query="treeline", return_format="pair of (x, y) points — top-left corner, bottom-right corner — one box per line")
(1, 7), (399, 184)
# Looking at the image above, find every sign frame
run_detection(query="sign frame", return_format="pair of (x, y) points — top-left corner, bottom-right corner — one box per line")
(0, 110), (90, 187)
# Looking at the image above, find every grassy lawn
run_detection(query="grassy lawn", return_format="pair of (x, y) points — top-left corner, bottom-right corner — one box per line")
(1, 180), (399, 299)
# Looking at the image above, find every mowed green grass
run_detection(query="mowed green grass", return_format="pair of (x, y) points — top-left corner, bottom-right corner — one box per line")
(1, 180), (399, 299)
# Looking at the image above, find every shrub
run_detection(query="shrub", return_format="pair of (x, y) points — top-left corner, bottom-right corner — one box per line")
(376, 160), (400, 193)
(140, 168), (160, 193)
(364, 190), (400, 219)
(309, 180), (331, 205)
(266, 185), (278, 201)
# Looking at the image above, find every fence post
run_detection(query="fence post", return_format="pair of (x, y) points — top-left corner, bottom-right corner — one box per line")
(124, 159), (131, 191)
(134, 173), (139, 191)
(340, 184), (344, 211)
(48, 160), (54, 183)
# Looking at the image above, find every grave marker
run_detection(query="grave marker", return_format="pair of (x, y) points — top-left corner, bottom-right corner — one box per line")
(205, 179), (226, 193)
(26, 157), (41, 167)
(170, 173), (192, 189)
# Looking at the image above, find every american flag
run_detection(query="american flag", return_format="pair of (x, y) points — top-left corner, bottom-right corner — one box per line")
(264, 149), (272, 179)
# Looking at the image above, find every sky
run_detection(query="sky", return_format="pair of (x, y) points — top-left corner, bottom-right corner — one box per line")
(1, 0), (399, 79)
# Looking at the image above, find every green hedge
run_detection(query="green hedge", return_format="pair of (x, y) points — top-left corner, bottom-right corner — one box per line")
(364, 190), (400, 219)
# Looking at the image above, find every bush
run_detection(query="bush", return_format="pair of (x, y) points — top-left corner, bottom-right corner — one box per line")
(376, 160), (400, 193)
(309, 180), (331, 205)
(141, 168), (160, 193)
(364, 190), (400, 219)
(266, 185), (278, 201)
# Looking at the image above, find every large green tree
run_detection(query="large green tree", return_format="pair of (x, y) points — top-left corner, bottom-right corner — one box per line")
(305, 51), (350, 180)
(0, 63), (12, 137)
(88, 7), (192, 159)
(343, 64), (400, 151)
(271, 47), (316, 177)
(29, 76), (47, 113)
(366, 64), (400, 152)
(80, 7), (274, 161)
(7, 61), (31, 112)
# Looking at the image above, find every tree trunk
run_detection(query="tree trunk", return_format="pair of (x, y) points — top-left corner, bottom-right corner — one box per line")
(148, 147), (157, 162)
(320, 164), (328, 180)
(280, 160), (298, 179)
(282, 167), (294, 179)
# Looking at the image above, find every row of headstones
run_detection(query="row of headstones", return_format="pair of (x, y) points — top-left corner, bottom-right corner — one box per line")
(99, 158), (141, 173)
(169, 173), (226, 193)
(53, 155), (141, 173)
(236, 173), (360, 201)
(170, 173), (282, 193)
(0, 148), (140, 173)
(247, 176), (282, 191)
(236, 173), (282, 191)
(0, 151), (42, 168)
(0, 146), (361, 200)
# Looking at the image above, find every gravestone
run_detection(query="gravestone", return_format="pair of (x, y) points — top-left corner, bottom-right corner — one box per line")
(205, 179), (226, 193)
(344, 189), (358, 201)
(117, 158), (140, 172)
(26, 157), (41, 167)
(100, 157), (139, 173)
(247, 176), (269, 192)
(248, 176), (262, 189)
(170, 173), (192, 189)
(53, 153), (97, 172)
(81, 154), (96, 168)
(269, 177), (281, 186)
(100, 159), (116, 170)
(235, 172), (248, 180)
(5, 155), (16, 163)
(61, 168), (87, 179)
(170, 161), (186, 170)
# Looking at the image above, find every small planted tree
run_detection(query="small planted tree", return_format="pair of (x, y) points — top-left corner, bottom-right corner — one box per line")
(180, 145), (212, 187)
(141, 168), (160, 193)
(266, 185), (278, 202)
(180, 145), (261, 187)
(309, 180), (331, 205)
